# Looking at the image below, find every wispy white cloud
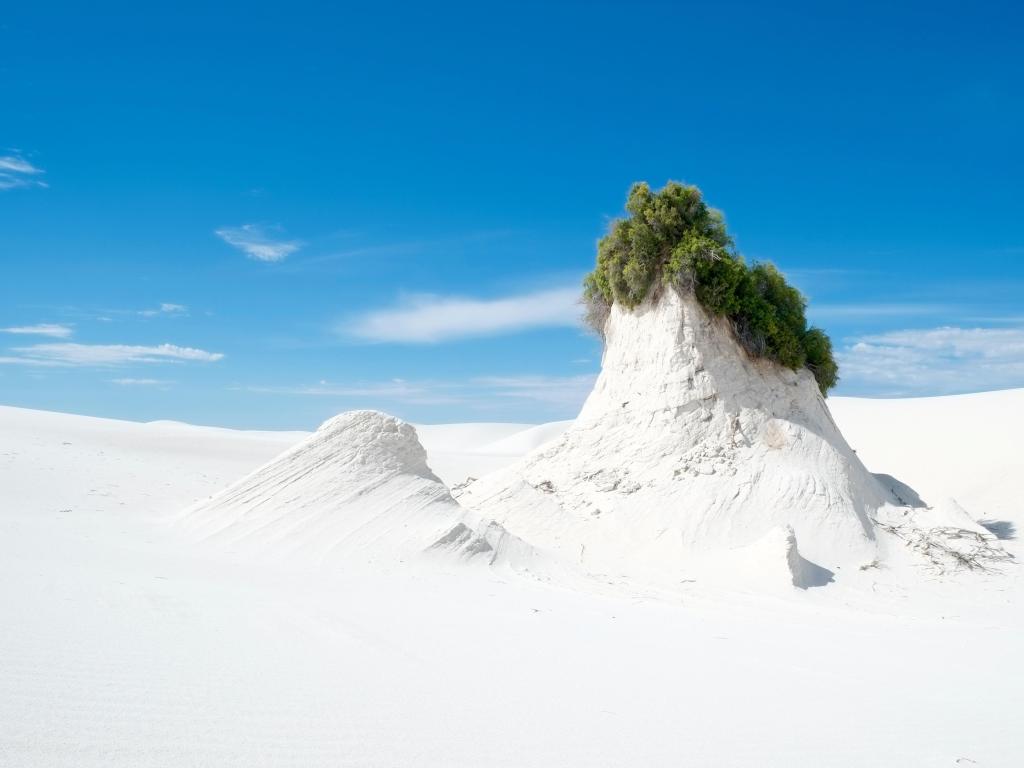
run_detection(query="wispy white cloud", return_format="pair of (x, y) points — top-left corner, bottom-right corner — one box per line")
(345, 286), (582, 343)
(90, 303), (188, 321)
(246, 379), (433, 399)
(1, 323), (73, 338)
(0, 154), (47, 190)
(0, 356), (66, 367)
(110, 378), (167, 386)
(239, 372), (596, 411)
(215, 224), (302, 262)
(838, 326), (1024, 396)
(1, 343), (224, 367)
(0, 156), (39, 173)
(138, 303), (188, 317)
(472, 374), (597, 407)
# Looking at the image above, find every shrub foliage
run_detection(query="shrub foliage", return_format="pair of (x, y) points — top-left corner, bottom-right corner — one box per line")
(583, 181), (839, 394)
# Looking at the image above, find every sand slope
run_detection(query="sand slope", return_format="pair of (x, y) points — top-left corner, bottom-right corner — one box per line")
(181, 410), (544, 571)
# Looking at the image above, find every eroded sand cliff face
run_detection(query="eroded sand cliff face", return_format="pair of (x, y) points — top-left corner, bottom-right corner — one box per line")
(459, 287), (903, 589)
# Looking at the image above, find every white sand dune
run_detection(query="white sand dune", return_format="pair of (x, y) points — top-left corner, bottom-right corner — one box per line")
(181, 410), (549, 573)
(828, 388), (1023, 523)
(0, 395), (1021, 766)
(413, 419), (572, 487)
(458, 290), (1003, 590)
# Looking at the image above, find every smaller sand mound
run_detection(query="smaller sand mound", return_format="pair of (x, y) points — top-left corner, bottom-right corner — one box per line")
(681, 526), (837, 591)
(181, 410), (543, 571)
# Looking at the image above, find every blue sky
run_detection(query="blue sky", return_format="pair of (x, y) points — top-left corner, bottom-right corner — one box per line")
(2, 1), (1022, 428)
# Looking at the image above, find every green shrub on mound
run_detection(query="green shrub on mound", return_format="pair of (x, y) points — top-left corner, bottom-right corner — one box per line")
(583, 181), (839, 395)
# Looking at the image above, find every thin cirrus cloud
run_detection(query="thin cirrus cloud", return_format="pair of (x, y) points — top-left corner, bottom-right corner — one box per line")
(242, 373), (597, 411)
(239, 379), (465, 407)
(215, 224), (302, 262)
(138, 303), (188, 317)
(345, 286), (583, 343)
(838, 325), (1024, 396)
(1, 323), (74, 339)
(472, 374), (597, 407)
(246, 379), (433, 399)
(0, 343), (224, 367)
(0, 154), (47, 190)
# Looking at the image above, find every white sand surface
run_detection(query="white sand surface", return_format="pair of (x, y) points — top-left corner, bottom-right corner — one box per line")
(1, 396), (1021, 767)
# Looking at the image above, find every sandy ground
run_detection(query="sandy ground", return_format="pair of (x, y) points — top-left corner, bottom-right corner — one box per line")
(0, 394), (1021, 767)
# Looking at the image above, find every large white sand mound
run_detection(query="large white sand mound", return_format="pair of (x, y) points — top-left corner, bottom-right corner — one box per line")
(181, 410), (544, 571)
(459, 288), (1003, 589)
